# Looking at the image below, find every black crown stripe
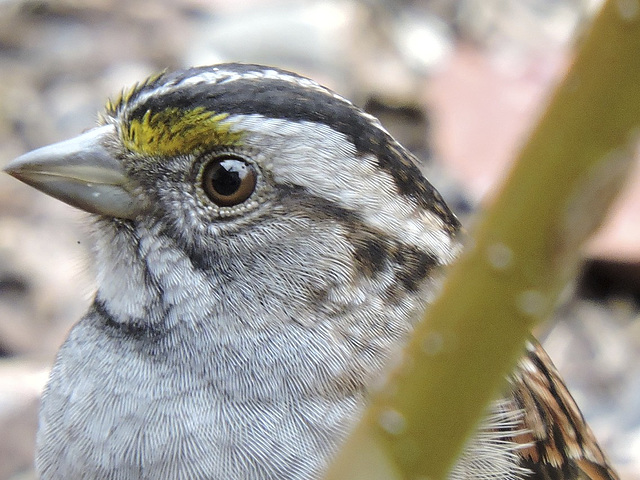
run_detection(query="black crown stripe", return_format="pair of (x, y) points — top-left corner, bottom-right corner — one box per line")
(124, 65), (459, 229)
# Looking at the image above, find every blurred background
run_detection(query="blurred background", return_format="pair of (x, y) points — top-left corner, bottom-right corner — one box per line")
(0, 0), (639, 478)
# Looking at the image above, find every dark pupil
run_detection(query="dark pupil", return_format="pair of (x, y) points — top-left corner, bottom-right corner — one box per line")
(211, 160), (245, 196)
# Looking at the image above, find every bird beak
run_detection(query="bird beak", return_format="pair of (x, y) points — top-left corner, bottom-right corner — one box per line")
(4, 125), (138, 220)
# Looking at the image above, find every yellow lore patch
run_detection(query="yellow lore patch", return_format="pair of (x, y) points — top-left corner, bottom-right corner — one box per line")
(122, 107), (244, 156)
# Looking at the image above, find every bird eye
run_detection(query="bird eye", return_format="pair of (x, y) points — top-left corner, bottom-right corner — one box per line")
(202, 156), (257, 207)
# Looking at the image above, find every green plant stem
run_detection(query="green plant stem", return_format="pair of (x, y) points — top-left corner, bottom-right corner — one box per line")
(324, 0), (640, 478)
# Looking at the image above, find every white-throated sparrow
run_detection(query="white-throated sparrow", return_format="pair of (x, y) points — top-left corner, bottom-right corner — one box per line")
(5, 64), (617, 480)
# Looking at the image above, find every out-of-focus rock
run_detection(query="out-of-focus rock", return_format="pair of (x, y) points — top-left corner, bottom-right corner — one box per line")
(0, 360), (47, 480)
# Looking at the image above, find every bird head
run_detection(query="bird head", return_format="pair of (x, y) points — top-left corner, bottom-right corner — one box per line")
(5, 64), (460, 332)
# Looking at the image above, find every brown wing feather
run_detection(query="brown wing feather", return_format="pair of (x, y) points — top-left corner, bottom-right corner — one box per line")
(507, 339), (618, 480)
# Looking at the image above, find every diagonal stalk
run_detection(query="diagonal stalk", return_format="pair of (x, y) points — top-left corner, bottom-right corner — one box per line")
(324, 0), (640, 478)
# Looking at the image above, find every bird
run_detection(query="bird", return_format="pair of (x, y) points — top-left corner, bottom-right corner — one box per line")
(4, 63), (618, 480)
